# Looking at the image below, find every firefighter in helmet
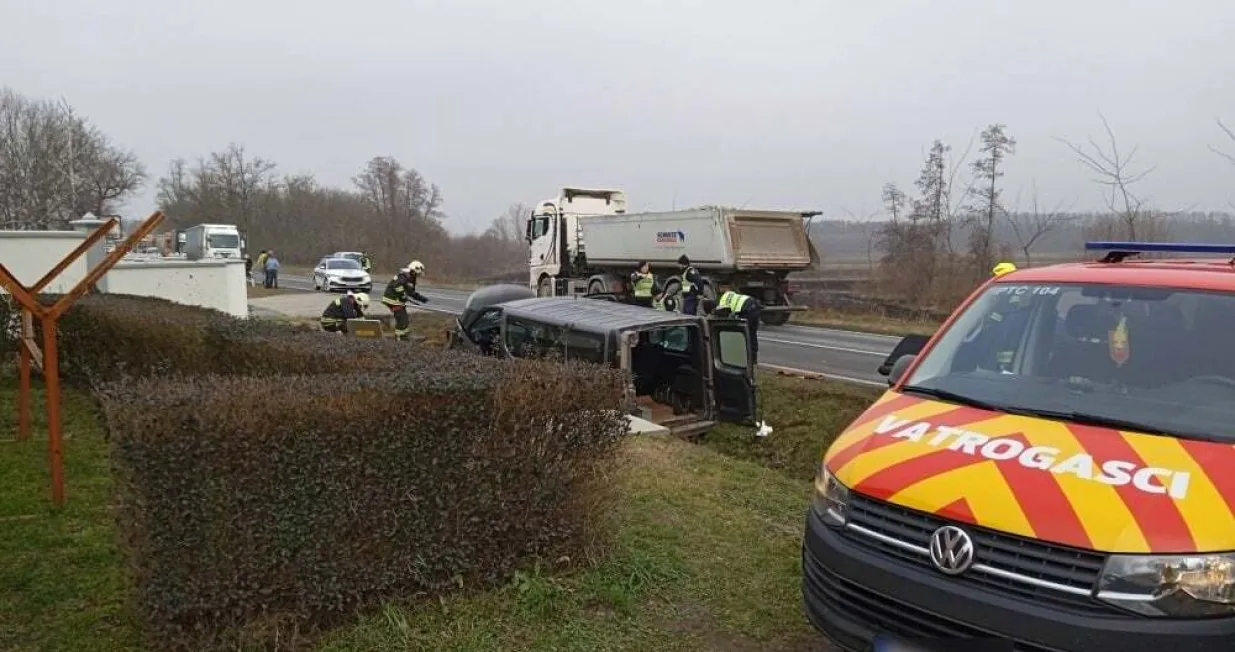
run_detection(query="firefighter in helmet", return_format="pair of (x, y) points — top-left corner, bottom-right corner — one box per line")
(381, 260), (429, 341)
(320, 292), (370, 334)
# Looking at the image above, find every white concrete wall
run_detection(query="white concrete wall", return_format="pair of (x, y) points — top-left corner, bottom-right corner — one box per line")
(105, 260), (249, 317)
(0, 231), (90, 293)
(0, 228), (250, 318)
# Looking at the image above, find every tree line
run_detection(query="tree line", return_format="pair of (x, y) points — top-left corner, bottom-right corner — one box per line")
(0, 87), (528, 280)
(6, 87), (1235, 285)
(871, 115), (1235, 309)
(156, 146), (527, 279)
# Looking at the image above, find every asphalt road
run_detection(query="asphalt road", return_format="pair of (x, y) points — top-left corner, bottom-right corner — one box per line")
(279, 274), (901, 386)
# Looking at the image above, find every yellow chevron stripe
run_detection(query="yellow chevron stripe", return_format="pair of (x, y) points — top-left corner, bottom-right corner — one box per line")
(891, 460), (1035, 539)
(1125, 435), (1235, 552)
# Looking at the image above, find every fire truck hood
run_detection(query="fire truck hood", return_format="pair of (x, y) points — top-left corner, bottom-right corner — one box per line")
(824, 391), (1235, 554)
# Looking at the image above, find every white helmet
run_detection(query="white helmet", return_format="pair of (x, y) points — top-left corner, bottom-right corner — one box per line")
(351, 292), (370, 309)
(408, 260), (425, 275)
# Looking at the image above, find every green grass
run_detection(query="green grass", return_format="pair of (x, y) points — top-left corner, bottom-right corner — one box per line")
(0, 379), (140, 652)
(320, 437), (825, 652)
(792, 309), (939, 337)
(0, 373), (845, 652)
(707, 374), (883, 481)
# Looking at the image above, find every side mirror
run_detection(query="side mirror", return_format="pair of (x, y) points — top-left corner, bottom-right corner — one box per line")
(877, 334), (930, 376)
(886, 354), (916, 386)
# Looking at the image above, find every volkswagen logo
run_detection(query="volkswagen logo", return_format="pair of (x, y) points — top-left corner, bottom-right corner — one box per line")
(928, 525), (975, 575)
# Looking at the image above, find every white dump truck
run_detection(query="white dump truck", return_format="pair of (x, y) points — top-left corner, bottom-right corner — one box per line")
(525, 187), (820, 325)
(183, 224), (244, 260)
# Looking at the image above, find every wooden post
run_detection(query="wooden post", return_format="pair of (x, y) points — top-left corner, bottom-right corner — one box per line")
(31, 217), (118, 292)
(17, 310), (32, 441)
(42, 322), (64, 506)
(0, 211), (164, 506)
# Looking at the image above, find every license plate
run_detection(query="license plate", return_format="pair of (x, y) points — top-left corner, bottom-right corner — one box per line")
(873, 633), (1014, 652)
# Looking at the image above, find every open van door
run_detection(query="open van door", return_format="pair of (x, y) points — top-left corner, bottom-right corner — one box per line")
(706, 318), (758, 426)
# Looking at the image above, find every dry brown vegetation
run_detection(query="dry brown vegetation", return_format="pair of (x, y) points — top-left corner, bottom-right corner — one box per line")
(157, 148), (527, 280)
(866, 117), (1191, 314)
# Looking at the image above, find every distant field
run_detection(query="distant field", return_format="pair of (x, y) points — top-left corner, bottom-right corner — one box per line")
(805, 252), (1083, 277)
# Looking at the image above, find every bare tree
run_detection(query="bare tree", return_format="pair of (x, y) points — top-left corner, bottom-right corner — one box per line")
(1210, 118), (1235, 167)
(881, 183), (907, 222)
(0, 88), (144, 229)
(157, 149), (520, 281)
(487, 202), (530, 243)
(1057, 113), (1158, 240)
(1005, 181), (1075, 266)
(964, 124), (1016, 274)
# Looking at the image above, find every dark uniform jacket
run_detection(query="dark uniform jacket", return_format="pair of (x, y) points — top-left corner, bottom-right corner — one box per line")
(382, 272), (428, 306)
(322, 295), (364, 321)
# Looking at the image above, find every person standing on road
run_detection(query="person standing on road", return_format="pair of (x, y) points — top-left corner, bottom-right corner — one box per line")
(255, 249), (268, 284)
(320, 292), (369, 334)
(244, 254), (254, 286)
(630, 261), (658, 308)
(381, 260), (429, 341)
(712, 284), (762, 365)
(676, 255), (704, 315)
(360, 252), (373, 273)
(264, 250), (280, 288)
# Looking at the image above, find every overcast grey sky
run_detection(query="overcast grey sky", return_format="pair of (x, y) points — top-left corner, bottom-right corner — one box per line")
(4, 0), (1233, 233)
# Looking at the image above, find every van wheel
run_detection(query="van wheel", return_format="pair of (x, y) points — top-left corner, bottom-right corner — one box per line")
(761, 311), (790, 326)
(537, 276), (554, 297)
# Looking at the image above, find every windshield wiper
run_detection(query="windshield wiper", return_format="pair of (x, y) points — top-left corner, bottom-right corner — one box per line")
(998, 406), (1181, 438)
(899, 385), (1003, 412)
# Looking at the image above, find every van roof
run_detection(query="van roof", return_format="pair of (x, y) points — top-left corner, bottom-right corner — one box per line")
(1003, 260), (1235, 293)
(499, 296), (699, 333)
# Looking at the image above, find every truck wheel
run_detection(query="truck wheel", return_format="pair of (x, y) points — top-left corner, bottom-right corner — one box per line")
(761, 311), (790, 326)
(587, 279), (607, 296)
(537, 276), (554, 297)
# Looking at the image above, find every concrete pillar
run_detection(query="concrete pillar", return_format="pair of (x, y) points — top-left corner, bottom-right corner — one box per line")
(69, 214), (111, 292)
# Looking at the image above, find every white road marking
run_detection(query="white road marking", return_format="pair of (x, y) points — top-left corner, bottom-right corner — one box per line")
(759, 336), (888, 356)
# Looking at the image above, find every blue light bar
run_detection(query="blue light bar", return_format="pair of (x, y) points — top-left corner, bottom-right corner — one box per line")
(1084, 241), (1235, 255)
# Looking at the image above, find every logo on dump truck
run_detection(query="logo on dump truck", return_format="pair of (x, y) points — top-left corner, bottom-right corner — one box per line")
(656, 230), (686, 245)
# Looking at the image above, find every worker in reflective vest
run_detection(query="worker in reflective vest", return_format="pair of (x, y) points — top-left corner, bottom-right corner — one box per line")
(653, 294), (678, 312)
(320, 292), (370, 334)
(677, 255), (704, 315)
(713, 286), (762, 365)
(381, 260), (430, 341)
(630, 261), (658, 308)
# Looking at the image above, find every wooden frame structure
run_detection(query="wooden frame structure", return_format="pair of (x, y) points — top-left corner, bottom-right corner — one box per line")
(0, 211), (165, 506)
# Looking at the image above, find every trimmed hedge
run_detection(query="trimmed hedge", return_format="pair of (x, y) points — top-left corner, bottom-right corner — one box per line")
(6, 294), (629, 650)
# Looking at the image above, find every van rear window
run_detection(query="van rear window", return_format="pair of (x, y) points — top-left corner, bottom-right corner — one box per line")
(905, 283), (1235, 442)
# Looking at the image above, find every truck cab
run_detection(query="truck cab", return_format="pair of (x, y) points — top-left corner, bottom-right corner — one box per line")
(184, 224), (244, 260)
(526, 187), (627, 296)
(448, 285), (758, 436)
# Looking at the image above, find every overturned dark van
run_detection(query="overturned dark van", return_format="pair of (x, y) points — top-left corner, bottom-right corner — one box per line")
(447, 284), (759, 436)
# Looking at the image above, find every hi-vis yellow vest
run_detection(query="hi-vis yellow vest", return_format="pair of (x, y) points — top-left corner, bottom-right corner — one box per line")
(718, 290), (751, 313)
(632, 272), (655, 297)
